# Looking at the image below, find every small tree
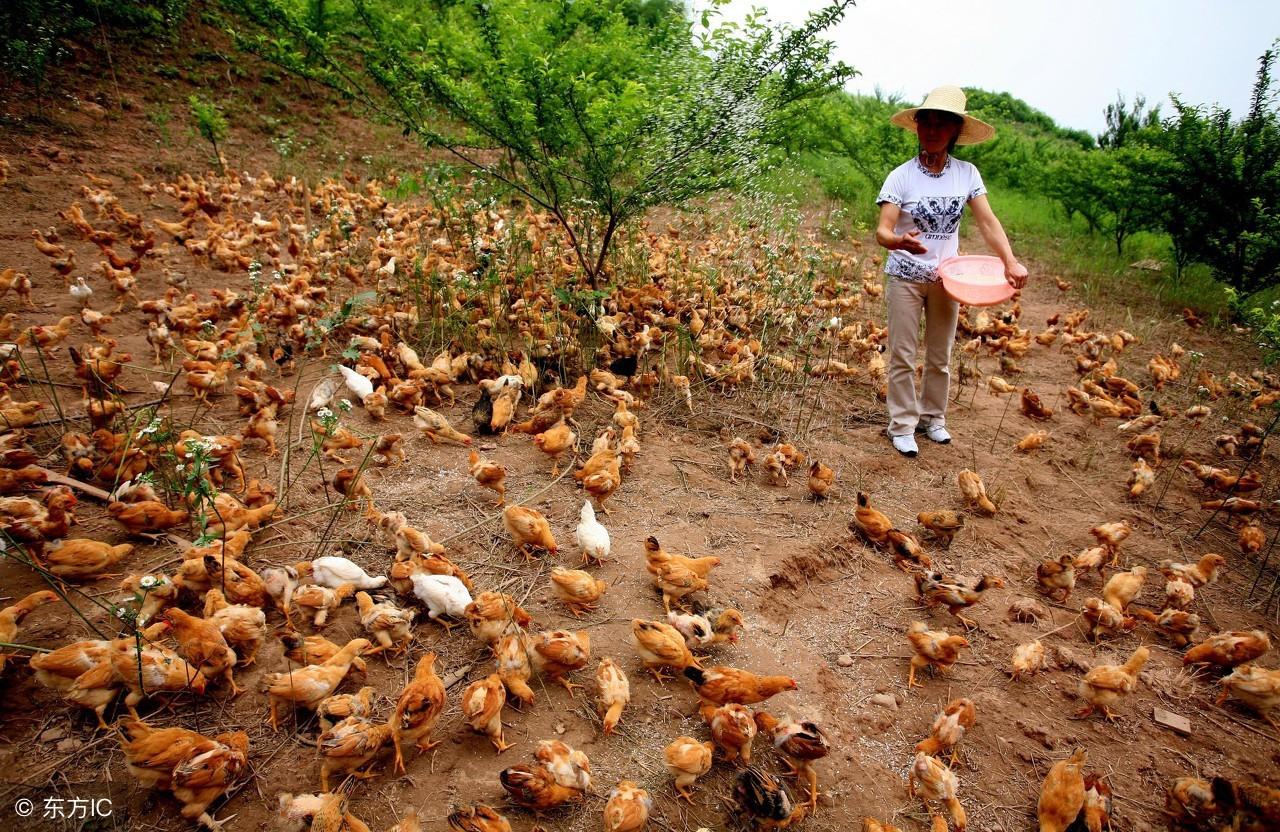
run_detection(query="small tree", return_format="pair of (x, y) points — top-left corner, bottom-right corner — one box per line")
(1159, 44), (1280, 295)
(229, 0), (855, 288)
(188, 94), (228, 174)
(1098, 92), (1162, 149)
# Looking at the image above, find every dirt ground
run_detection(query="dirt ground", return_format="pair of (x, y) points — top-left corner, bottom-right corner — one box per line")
(1, 29), (1279, 832)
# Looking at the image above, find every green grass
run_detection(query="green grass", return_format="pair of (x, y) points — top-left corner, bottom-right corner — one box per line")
(985, 187), (1232, 317)
(766, 152), (1243, 320)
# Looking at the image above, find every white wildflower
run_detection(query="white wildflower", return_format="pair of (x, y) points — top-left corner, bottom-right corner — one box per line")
(139, 575), (158, 589)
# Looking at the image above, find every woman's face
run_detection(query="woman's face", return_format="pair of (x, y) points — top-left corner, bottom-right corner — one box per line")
(915, 110), (962, 154)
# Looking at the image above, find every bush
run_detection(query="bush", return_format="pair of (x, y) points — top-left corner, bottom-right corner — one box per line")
(1, 0), (192, 103)
(189, 94), (229, 173)
(1158, 45), (1280, 295)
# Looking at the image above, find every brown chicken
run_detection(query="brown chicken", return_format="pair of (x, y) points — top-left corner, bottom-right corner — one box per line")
(709, 702), (757, 765)
(1154, 608), (1201, 647)
(580, 455), (622, 513)
(111, 639), (209, 716)
(318, 717), (394, 792)
(1079, 774), (1113, 832)
(266, 637), (370, 730)
(735, 766), (810, 831)
(549, 568), (607, 618)
(332, 467), (373, 510)
(1076, 645), (1149, 720)
(914, 697), (976, 765)
(355, 591), (415, 656)
(916, 572), (1005, 629)
(603, 780), (651, 832)
(652, 560), (708, 613)
(1159, 553), (1227, 587)
(1217, 665), (1280, 728)
(412, 406), (472, 445)
(1102, 566), (1147, 611)
(664, 736), (714, 802)
(1037, 748), (1087, 832)
(909, 752), (965, 832)
(632, 618), (700, 680)
(0, 590), (59, 673)
(1240, 521), (1266, 555)
(202, 588), (266, 665)
(1072, 545), (1109, 581)
(851, 491), (893, 545)
(312, 419), (363, 462)
(499, 764), (581, 812)
(862, 820), (904, 832)
(957, 469), (996, 514)
(200, 554), (270, 609)
(464, 591), (532, 647)
(1183, 630), (1272, 669)
(503, 504), (557, 559)
(806, 461), (835, 500)
(461, 673), (511, 753)
(594, 657), (630, 735)
(1020, 386), (1053, 421)
(447, 805), (512, 832)
(754, 711), (831, 810)
(528, 629), (591, 696)
(468, 450), (507, 506)
(162, 607), (242, 695)
(683, 665), (797, 706)
(728, 437), (757, 481)
(917, 510), (964, 548)
(763, 451), (788, 486)
(533, 420), (576, 476)
(1082, 598), (1138, 642)
(317, 686), (375, 732)
(644, 535), (720, 580)
(392, 652), (446, 772)
(495, 631), (536, 706)
(280, 631), (368, 673)
(109, 500), (190, 535)
(1037, 554), (1076, 602)
(1011, 640), (1047, 680)
(292, 583), (357, 628)
(907, 621), (970, 689)
(116, 717), (248, 831)
(1090, 520), (1131, 553)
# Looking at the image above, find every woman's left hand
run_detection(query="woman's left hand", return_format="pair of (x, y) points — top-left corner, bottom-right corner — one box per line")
(1005, 261), (1029, 289)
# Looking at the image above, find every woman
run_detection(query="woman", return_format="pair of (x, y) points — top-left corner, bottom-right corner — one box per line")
(875, 85), (1028, 457)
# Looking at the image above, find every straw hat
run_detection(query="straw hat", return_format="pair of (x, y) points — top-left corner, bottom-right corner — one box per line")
(891, 85), (995, 146)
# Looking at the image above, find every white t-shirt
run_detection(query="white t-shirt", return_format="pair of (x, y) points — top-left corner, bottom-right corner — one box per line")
(876, 156), (986, 282)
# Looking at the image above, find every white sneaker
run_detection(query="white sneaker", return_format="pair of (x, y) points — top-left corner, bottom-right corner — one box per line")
(889, 433), (918, 457)
(921, 424), (952, 444)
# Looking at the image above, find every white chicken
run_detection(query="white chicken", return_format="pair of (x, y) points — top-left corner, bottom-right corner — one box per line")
(308, 556), (387, 590)
(308, 377), (339, 412)
(70, 276), (93, 307)
(337, 364), (374, 404)
(575, 501), (611, 565)
(411, 573), (473, 628)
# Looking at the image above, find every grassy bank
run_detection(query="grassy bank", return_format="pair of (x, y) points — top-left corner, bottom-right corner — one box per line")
(758, 153), (1243, 321)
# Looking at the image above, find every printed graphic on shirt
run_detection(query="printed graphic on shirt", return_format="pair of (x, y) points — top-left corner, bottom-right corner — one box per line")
(912, 196), (965, 240)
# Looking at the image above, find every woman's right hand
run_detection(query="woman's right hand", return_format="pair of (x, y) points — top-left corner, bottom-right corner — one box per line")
(895, 230), (928, 254)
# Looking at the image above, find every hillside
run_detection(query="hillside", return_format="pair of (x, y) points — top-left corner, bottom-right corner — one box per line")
(1, 10), (1279, 832)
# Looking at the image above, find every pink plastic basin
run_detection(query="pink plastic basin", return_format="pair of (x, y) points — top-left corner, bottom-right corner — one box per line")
(938, 255), (1016, 307)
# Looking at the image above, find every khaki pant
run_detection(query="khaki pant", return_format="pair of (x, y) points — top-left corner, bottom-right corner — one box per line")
(886, 278), (959, 437)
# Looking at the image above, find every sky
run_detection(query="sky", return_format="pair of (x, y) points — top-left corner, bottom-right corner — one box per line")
(694, 0), (1280, 136)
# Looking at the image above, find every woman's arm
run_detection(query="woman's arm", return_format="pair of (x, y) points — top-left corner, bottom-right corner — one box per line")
(876, 202), (927, 254)
(967, 194), (1029, 288)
